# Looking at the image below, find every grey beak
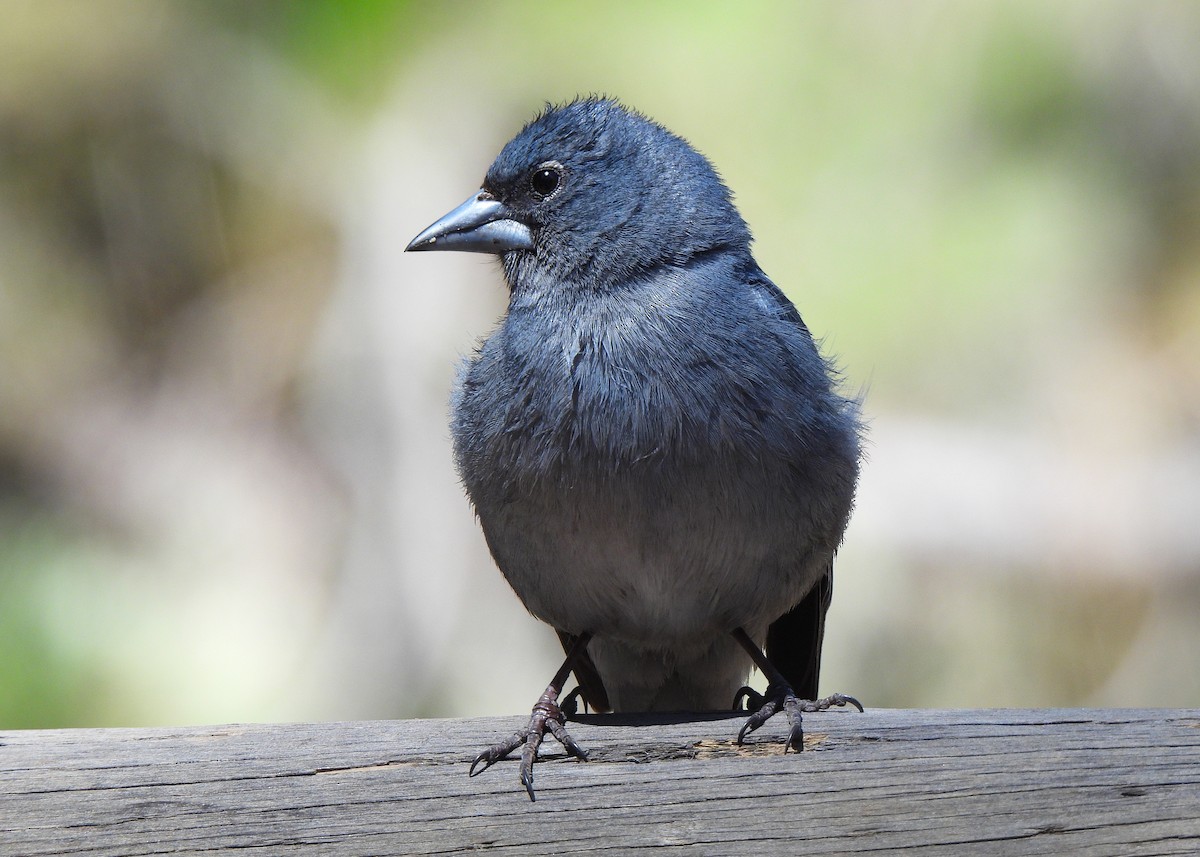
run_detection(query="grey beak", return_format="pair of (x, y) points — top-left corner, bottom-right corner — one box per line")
(406, 191), (534, 254)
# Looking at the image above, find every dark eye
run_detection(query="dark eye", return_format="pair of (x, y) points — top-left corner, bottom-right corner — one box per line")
(529, 163), (563, 199)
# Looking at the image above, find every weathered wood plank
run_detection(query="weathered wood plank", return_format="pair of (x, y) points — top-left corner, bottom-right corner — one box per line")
(3, 709), (1199, 855)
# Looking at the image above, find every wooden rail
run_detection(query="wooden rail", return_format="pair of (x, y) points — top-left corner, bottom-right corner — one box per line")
(4, 708), (1199, 855)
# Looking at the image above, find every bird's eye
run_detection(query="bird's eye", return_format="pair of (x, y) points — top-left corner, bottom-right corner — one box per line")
(529, 163), (563, 199)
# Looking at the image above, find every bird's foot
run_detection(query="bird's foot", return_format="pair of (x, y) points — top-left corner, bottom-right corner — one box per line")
(734, 685), (863, 752)
(468, 684), (589, 801)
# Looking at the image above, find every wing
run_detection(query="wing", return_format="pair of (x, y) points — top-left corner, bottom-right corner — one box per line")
(765, 560), (833, 700)
(750, 270), (844, 700)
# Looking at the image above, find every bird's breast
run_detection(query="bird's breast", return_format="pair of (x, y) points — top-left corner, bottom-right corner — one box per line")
(449, 295), (858, 643)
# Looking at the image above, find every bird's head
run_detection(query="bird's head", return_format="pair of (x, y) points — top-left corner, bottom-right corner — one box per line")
(406, 98), (750, 293)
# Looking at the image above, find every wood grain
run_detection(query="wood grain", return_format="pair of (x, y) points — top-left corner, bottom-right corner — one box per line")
(3, 709), (1199, 855)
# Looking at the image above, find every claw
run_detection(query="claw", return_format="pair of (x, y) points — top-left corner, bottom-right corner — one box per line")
(519, 727), (543, 801)
(736, 692), (779, 744)
(469, 729), (526, 777)
(732, 685), (765, 712)
(467, 681), (588, 800)
(824, 693), (865, 713)
(737, 684), (862, 751)
(546, 717), (590, 762)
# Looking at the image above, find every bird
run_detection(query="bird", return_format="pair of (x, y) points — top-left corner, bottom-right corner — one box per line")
(406, 97), (862, 800)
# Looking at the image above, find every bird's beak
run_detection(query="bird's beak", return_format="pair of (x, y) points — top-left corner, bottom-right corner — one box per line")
(405, 191), (534, 254)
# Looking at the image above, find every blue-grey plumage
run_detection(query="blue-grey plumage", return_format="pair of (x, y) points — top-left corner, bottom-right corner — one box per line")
(408, 98), (861, 794)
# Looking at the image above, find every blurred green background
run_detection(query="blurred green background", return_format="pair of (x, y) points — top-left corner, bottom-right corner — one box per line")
(2, 0), (1199, 728)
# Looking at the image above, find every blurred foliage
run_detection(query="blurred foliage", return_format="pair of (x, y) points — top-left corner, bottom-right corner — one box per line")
(0, 513), (93, 727)
(2, 0), (1199, 728)
(194, 0), (424, 104)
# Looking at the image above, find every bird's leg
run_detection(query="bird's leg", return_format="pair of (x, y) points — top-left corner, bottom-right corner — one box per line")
(468, 632), (592, 801)
(730, 627), (863, 752)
